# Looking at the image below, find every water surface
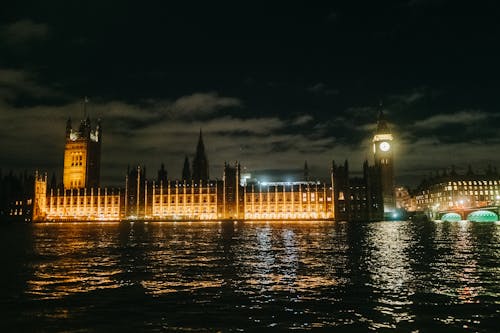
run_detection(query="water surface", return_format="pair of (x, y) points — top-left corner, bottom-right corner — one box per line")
(1, 220), (499, 332)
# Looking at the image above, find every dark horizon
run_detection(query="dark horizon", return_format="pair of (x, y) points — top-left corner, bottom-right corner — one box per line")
(2, 1), (500, 188)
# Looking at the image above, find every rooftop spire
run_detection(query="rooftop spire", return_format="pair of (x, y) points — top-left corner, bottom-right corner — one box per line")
(303, 160), (309, 181)
(83, 96), (89, 119)
(376, 102), (390, 134)
(192, 129), (209, 182)
(182, 155), (191, 181)
(66, 117), (72, 137)
(196, 128), (205, 155)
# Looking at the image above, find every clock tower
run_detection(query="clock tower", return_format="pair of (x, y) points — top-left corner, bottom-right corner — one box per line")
(372, 106), (395, 214)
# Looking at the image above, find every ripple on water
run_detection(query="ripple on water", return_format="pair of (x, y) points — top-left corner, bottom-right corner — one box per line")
(0, 220), (498, 331)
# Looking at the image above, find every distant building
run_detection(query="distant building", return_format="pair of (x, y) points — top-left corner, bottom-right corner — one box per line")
(395, 186), (416, 212)
(414, 165), (500, 217)
(329, 107), (396, 222)
(0, 171), (34, 222)
(29, 103), (397, 222)
(331, 160), (383, 221)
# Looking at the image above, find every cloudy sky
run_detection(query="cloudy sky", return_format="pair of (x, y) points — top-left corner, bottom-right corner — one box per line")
(1, 1), (500, 187)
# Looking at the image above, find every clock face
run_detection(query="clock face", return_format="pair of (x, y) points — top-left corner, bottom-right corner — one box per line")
(379, 141), (391, 152)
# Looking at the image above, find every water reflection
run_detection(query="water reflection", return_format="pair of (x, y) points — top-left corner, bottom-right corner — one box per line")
(2, 220), (496, 331)
(430, 221), (481, 303)
(364, 222), (416, 329)
(139, 223), (225, 296)
(27, 223), (123, 299)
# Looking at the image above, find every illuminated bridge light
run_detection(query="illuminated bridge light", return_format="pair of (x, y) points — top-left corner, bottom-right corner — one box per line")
(441, 212), (461, 222)
(467, 210), (498, 222)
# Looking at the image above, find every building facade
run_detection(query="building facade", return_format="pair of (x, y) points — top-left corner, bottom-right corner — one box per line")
(29, 108), (392, 222)
(395, 186), (416, 212)
(0, 171), (34, 222)
(414, 166), (500, 217)
(243, 182), (334, 220)
(331, 160), (384, 221)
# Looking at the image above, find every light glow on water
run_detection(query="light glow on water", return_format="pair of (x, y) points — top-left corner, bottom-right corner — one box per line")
(1, 220), (499, 331)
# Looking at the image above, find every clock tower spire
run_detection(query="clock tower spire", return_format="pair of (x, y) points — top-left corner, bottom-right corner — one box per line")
(372, 103), (395, 215)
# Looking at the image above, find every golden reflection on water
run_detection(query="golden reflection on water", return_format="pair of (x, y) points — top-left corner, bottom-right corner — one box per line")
(27, 221), (344, 300)
(20, 220), (500, 331)
(242, 224), (340, 294)
(27, 223), (123, 299)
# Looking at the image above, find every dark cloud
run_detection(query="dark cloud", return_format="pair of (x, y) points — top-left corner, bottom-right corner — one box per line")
(413, 110), (490, 130)
(388, 90), (426, 105)
(169, 93), (242, 117)
(307, 83), (339, 96)
(0, 68), (62, 102)
(1, 2), (500, 188)
(1, 19), (49, 44)
(292, 115), (314, 126)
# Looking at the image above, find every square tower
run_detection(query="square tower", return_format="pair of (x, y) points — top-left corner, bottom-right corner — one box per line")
(63, 117), (101, 189)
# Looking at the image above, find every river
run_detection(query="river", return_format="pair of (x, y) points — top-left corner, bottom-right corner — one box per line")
(1, 220), (499, 332)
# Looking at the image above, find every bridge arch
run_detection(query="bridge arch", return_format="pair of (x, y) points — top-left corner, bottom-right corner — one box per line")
(441, 212), (461, 222)
(467, 210), (498, 222)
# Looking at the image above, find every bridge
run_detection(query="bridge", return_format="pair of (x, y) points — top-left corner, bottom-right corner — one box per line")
(437, 206), (500, 222)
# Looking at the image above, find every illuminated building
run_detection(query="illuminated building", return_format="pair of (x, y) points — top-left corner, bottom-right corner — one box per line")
(33, 172), (47, 221)
(45, 187), (121, 221)
(243, 182), (334, 220)
(33, 173), (121, 222)
(372, 106), (395, 214)
(63, 100), (101, 189)
(414, 165), (500, 218)
(124, 165), (220, 220)
(29, 107), (394, 222)
(395, 186), (416, 212)
(33, 110), (118, 221)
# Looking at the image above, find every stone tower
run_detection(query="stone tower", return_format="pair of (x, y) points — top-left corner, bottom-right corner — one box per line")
(372, 105), (395, 213)
(63, 99), (101, 189)
(192, 129), (209, 183)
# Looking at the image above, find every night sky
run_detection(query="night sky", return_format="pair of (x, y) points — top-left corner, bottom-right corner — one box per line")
(1, 1), (500, 187)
